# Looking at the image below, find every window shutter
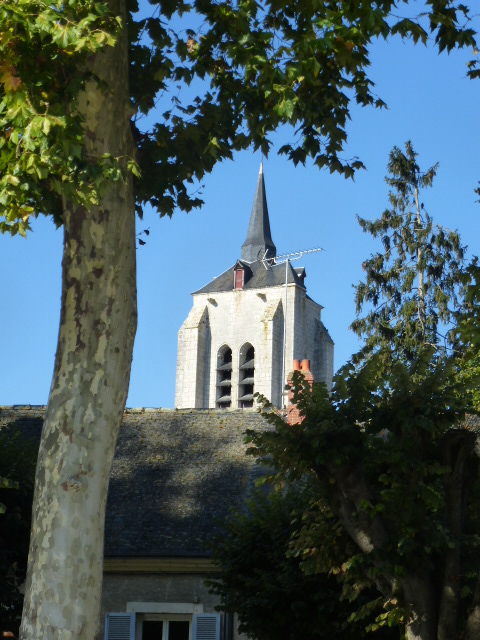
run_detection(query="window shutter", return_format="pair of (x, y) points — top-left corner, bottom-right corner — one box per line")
(104, 613), (135, 640)
(192, 613), (220, 640)
(234, 269), (244, 289)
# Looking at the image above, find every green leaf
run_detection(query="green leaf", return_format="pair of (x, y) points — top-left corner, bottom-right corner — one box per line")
(35, 165), (49, 179)
(42, 117), (51, 135)
(4, 174), (20, 186)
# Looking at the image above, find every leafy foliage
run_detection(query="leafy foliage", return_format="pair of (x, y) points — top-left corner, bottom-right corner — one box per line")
(0, 0), (122, 235)
(128, 0), (478, 218)
(209, 482), (397, 640)
(454, 262), (480, 411)
(248, 350), (480, 636)
(0, 1), (478, 232)
(242, 144), (480, 638)
(0, 427), (38, 635)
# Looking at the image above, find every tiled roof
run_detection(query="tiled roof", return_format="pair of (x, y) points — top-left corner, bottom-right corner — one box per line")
(0, 406), (270, 559)
(193, 259), (306, 295)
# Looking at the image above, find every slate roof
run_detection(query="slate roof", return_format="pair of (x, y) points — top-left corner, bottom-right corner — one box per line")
(0, 405), (44, 441)
(0, 406), (270, 559)
(193, 259), (306, 295)
(241, 164), (276, 263)
(193, 165), (310, 295)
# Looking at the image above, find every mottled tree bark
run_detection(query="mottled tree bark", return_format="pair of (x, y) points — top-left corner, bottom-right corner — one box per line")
(402, 572), (437, 640)
(19, 0), (136, 637)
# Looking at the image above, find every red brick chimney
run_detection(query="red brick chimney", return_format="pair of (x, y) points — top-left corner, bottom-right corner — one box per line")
(287, 359), (314, 425)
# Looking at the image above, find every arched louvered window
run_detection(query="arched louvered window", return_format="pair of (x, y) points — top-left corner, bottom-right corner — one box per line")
(238, 343), (255, 408)
(216, 345), (232, 408)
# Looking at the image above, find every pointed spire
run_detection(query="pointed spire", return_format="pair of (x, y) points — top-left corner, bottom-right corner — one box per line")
(241, 164), (277, 263)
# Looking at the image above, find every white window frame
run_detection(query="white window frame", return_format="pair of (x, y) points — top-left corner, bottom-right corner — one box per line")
(105, 605), (220, 640)
(127, 602), (203, 615)
(128, 602), (202, 640)
(139, 613), (192, 640)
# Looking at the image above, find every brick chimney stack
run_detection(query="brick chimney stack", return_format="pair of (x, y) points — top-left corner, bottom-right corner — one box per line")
(287, 359), (314, 425)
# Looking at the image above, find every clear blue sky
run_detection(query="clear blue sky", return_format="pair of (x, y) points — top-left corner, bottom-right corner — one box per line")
(1, 31), (479, 408)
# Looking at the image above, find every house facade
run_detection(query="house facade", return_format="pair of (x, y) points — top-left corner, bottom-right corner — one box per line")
(0, 405), (268, 640)
(100, 407), (269, 640)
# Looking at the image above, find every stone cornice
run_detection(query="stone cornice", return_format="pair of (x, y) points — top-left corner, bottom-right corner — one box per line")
(103, 557), (221, 574)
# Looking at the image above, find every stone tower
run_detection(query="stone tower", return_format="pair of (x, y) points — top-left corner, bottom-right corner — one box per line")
(175, 165), (334, 409)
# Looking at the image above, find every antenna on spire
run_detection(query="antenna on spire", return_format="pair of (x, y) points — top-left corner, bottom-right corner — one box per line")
(274, 246), (323, 264)
(260, 245), (323, 270)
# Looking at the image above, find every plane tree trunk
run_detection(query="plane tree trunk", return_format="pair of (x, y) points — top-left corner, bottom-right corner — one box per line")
(19, 0), (136, 637)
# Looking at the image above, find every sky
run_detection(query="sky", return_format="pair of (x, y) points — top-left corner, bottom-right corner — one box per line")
(1, 28), (479, 409)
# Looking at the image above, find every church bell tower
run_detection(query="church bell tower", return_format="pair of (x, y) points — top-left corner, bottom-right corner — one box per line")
(175, 165), (334, 409)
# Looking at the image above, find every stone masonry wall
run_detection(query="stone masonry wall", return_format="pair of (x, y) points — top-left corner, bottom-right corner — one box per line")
(176, 282), (332, 409)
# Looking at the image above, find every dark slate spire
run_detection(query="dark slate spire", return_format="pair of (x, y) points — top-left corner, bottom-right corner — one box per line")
(241, 164), (276, 263)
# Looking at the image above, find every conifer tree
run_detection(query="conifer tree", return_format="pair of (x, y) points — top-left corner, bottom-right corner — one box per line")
(352, 141), (466, 362)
